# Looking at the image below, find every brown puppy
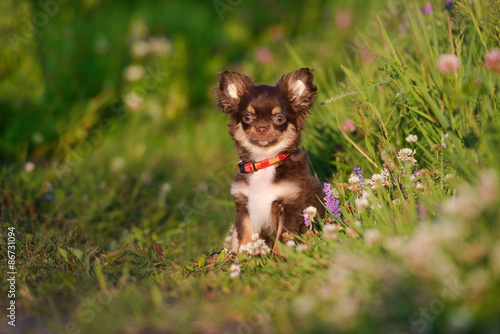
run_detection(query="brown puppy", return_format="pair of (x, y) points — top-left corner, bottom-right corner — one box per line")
(216, 68), (325, 253)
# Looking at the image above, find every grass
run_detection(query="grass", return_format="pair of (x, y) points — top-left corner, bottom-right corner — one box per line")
(1, 0), (500, 333)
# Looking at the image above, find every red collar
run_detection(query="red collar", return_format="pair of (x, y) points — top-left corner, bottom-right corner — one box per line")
(237, 153), (291, 174)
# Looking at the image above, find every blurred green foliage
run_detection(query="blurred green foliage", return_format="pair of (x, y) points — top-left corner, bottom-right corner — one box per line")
(2, 0), (500, 333)
(0, 0), (333, 160)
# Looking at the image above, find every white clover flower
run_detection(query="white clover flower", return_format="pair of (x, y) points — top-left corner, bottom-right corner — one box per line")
(304, 206), (317, 220)
(230, 264), (241, 279)
(149, 36), (172, 56)
(286, 240), (295, 248)
(111, 157), (125, 173)
(370, 174), (384, 189)
(398, 148), (417, 164)
(238, 243), (251, 253)
(348, 175), (361, 185)
(392, 199), (401, 205)
(160, 182), (172, 193)
(364, 229), (381, 246)
(239, 236), (271, 255)
(160, 182), (172, 194)
(296, 244), (308, 252)
(479, 169), (498, 205)
(415, 182), (424, 190)
(372, 169), (391, 188)
(123, 64), (145, 81)
(222, 226), (234, 249)
(293, 294), (316, 314)
(146, 100), (162, 120)
(354, 192), (370, 212)
(355, 197), (369, 212)
(131, 40), (150, 58)
(348, 174), (365, 194)
(24, 161), (35, 173)
(442, 182), (481, 220)
(406, 134), (418, 143)
(323, 224), (338, 240)
(124, 91), (144, 111)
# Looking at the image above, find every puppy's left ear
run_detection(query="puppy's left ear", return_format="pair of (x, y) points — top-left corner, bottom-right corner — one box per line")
(277, 68), (317, 113)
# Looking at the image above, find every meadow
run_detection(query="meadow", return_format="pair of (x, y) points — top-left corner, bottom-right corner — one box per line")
(1, 0), (500, 333)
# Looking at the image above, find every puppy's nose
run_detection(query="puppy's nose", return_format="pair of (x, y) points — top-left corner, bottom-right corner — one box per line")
(256, 126), (268, 135)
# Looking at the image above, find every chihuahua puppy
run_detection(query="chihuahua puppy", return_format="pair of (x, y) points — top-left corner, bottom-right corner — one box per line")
(216, 68), (325, 253)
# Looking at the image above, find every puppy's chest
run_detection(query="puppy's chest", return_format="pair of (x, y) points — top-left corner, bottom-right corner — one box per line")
(246, 166), (279, 232)
(245, 166), (298, 232)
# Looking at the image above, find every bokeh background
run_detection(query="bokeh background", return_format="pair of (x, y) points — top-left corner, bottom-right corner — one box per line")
(2, 0), (500, 333)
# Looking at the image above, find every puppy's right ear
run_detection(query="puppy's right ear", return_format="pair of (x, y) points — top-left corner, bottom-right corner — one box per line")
(216, 71), (254, 115)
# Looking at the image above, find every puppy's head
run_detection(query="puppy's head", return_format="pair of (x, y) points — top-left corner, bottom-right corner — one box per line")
(216, 68), (317, 158)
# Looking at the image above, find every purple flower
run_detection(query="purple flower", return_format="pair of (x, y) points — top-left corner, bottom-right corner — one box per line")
(303, 210), (312, 229)
(421, 2), (433, 15)
(323, 183), (341, 219)
(353, 167), (365, 182)
(445, 0), (453, 10)
(302, 206), (317, 230)
(353, 167), (365, 185)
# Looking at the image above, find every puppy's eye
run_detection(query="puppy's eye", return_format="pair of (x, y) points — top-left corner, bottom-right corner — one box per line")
(242, 113), (254, 124)
(273, 114), (286, 125)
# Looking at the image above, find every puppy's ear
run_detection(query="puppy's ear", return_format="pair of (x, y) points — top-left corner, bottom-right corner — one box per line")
(216, 71), (254, 115)
(277, 68), (317, 113)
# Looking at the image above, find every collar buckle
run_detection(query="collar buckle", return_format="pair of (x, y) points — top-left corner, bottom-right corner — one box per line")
(237, 161), (250, 174)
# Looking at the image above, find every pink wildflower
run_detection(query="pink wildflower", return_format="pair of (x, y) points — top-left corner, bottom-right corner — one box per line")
(335, 10), (353, 30)
(421, 3), (433, 15)
(438, 54), (460, 74)
(254, 47), (274, 64)
(485, 49), (500, 73)
(342, 118), (356, 132)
